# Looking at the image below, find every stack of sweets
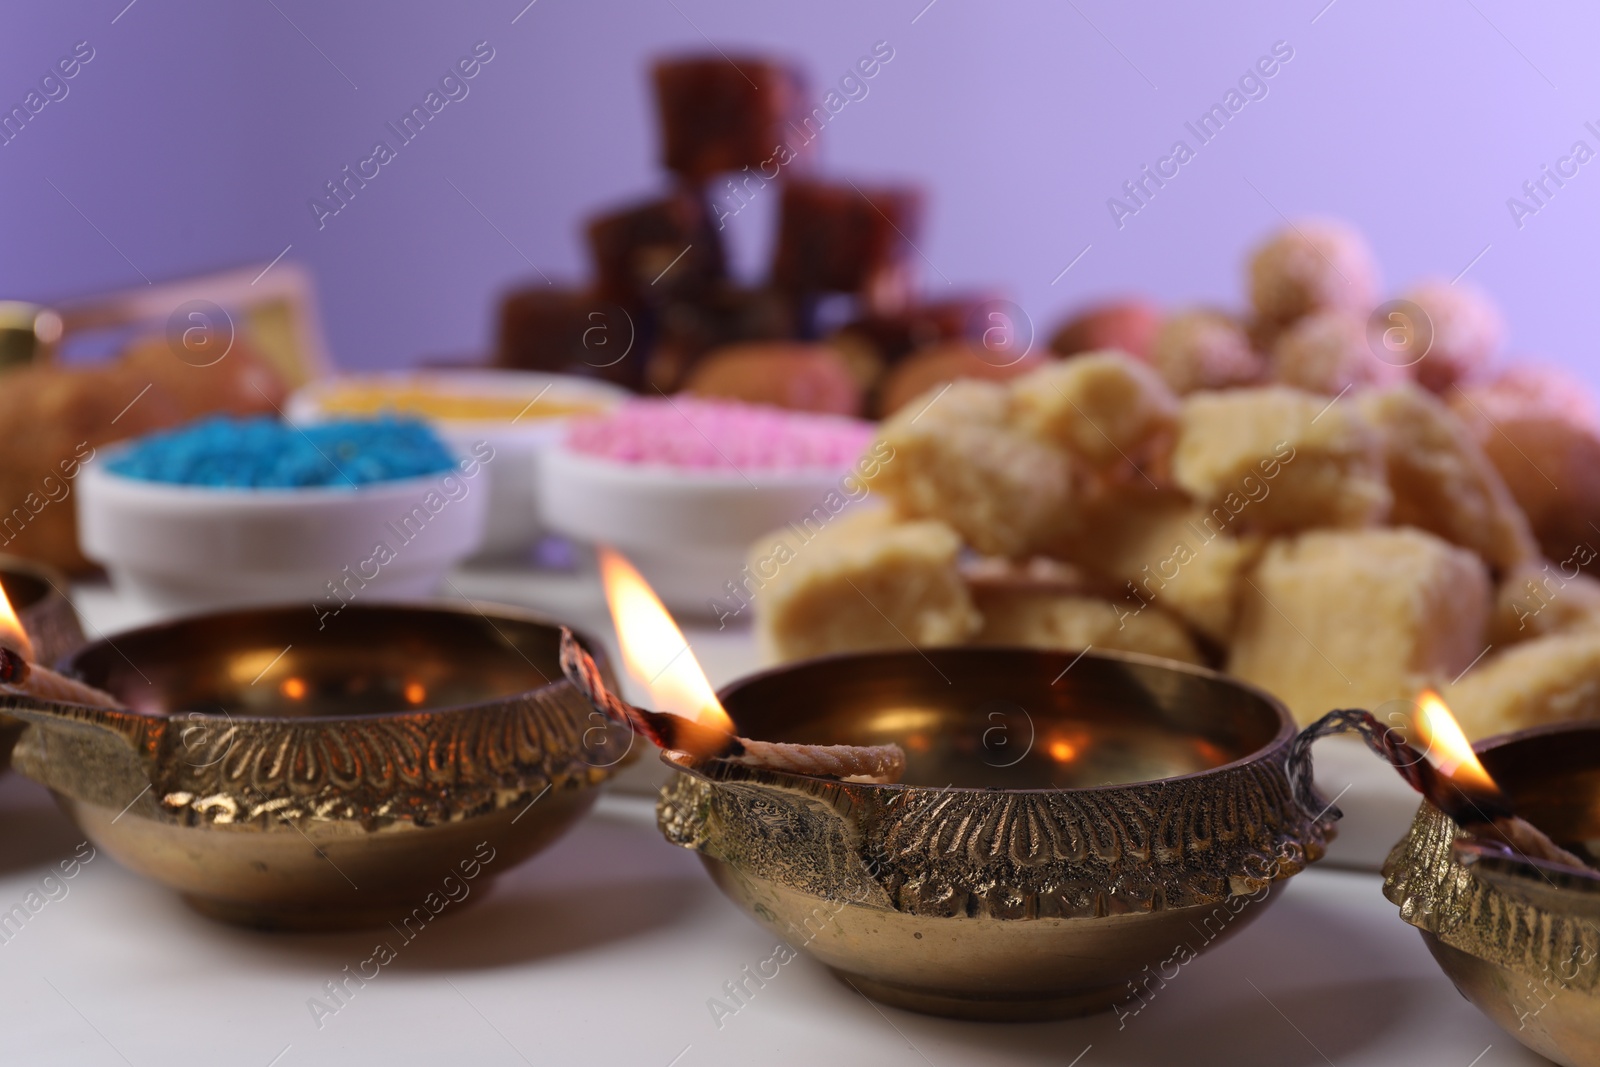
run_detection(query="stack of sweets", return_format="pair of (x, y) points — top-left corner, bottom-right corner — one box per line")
(496, 52), (968, 408)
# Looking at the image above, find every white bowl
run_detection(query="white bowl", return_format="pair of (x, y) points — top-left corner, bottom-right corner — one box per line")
(288, 370), (627, 560)
(78, 462), (488, 615)
(538, 444), (866, 619)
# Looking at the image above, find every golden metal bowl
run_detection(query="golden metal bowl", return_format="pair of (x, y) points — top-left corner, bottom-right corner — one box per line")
(1384, 722), (1600, 1067)
(0, 553), (88, 771)
(5, 602), (630, 930)
(657, 647), (1336, 1020)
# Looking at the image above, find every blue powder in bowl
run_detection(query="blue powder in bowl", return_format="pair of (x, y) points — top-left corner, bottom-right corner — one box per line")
(106, 415), (459, 489)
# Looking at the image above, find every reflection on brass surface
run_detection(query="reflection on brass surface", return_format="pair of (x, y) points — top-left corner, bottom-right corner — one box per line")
(6, 603), (629, 930)
(1384, 722), (1600, 1067)
(0, 554), (88, 771)
(658, 647), (1335, 1019)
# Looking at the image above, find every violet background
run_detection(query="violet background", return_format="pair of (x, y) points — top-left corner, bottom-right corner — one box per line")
(1, 0), (1595, 382)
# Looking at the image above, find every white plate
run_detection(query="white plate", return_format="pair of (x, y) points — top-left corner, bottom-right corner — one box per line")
(538, 444), (864, 618)
(78, 460), (487, 615)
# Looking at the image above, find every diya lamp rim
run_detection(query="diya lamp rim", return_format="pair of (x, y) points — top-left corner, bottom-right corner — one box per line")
(684, 643), (1301, 796)
(54, 600), (616, 725)
(0, 551), (75, 603)
(1472, 716), (1600, 754)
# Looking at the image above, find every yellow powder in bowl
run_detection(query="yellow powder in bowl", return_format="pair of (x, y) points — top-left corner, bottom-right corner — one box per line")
(315, 382), (606, 422)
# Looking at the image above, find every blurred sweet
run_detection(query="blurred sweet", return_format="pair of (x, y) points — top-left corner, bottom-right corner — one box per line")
(1489, 560), (1600, 646)
(651, 55), (809, 182)
(1229, 528), (1491, 724)
(1400, 278), (1503, 393)
(1358, 385), (1537, 571)
(1011, 351), (1179, 472)
(289, 370), (625, 558)
(1456, 362), (1598, 428)
(586, 190), (726, 309)
(877, 341), (1041, 418)
(827, 294), (1003, 408)
(770, 179), (923, 313)
(1149, 308), (1264, 394)
(0, 334), (288, 574)
(1049, 487), (1264, 645)
(751, 509), (980, 662)
(680, 341), (861, 415)
(78, 416), (487, 612)
(866, 379), (1077, 558)
(1270, 309), (1401, 394)
(1247, 219), (1379, 328)
(1047, 299), (1162, 362)
(1172, 386), (1391, 532)
(971, 585), (1203, 665)
(646, 285), (797, 392)
(107, 415), (455, 487)
(542, 398), (880, 614)
(1447, 630), (1600, 738)
(495, 286), (646, 389)
(1450, 370), (1600, 563)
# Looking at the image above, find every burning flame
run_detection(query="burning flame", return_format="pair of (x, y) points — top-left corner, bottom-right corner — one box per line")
(0, 583), (33, 661)
(1413, 690), (1500, 796)
(598, 547), (733, 732)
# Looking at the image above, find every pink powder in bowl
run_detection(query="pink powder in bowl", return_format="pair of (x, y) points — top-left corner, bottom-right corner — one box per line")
(565, 399), (875, 471)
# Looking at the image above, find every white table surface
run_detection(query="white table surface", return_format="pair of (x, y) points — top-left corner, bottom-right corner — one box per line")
(0, 562), (1546, 1066)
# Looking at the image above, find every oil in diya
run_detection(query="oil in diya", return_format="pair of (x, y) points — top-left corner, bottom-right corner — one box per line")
(568, 547), (1339, 1020)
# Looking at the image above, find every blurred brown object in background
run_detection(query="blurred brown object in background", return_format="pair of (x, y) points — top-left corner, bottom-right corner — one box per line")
(495, 285), (646, 390)
(0, 335), (287, 574)
(827, 295), (997, 405)
(586, 191), (726, 309)
(878, 341), (1041, 417)
(1400, 278), (1503, 394)
(0, 302), (63, 372)
(1150, 308), (1265, 394)
(1247, 219), (1379, 331)
(681, 342), (861, 416)
(771, 179), (923, 315)
(1048, 299), (1162, 362)
(1270, 309), (1403, 396)
(1451, 366), (1600, 566)
(646, 286), (796, 392)
(652, 56), (809, 183)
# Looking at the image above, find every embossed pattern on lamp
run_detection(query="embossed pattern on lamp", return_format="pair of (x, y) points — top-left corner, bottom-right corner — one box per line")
(0, 602), (628, 930)
(651, 643), (1339, 1020)
(1385, 721), (1600, 1067)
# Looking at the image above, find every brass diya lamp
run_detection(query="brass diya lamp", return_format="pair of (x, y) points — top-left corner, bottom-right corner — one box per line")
(1383, 716), (1600, 1067)
(563, 549), (1340, 1021)
(0, 553), (88, 770)
(0, 598), (630, 930)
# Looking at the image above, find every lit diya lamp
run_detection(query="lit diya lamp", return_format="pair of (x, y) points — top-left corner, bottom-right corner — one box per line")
(565, 550), (1337, 1020)
(1293, 692), (1592, 874)
(559, 547), (906, 783)
(1370, 707), (1600, 1067)
(0, 596), (630, 930)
